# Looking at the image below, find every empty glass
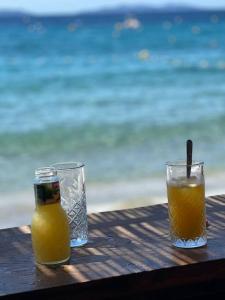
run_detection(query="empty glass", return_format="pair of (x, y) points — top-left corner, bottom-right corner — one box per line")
(52, 162), (88, 247)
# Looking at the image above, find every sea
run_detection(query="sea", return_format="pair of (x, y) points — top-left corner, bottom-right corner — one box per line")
(0, 10), (225, 226)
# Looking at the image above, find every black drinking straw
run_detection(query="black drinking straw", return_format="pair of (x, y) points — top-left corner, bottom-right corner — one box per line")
(186, 139), (192, 178)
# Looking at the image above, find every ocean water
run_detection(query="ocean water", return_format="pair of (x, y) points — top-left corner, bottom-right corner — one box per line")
(0, 11), (225, 194)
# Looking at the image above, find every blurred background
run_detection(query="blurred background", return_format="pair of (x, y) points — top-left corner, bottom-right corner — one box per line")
(0, 0), (225, 228)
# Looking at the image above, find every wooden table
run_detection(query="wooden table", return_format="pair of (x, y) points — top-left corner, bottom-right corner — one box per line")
(1, 195), (225, 299)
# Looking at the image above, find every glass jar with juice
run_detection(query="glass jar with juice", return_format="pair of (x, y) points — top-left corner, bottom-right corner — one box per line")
(31, 167), (70, 265)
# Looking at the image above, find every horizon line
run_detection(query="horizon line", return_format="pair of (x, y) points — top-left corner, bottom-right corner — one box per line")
(0, 4), (225, 17)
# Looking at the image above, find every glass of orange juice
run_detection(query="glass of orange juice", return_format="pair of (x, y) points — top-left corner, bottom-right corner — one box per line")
(166, 161), (207, 248)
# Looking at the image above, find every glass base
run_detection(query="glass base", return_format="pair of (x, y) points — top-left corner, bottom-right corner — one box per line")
(70, 238), (88, 247)
(172, 236), (207, 248)
(36, 256), (70, 266)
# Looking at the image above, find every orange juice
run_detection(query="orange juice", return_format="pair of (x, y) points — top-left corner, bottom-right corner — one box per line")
(31, 202), (70, 265)
(167, 177), (206, 240)
(31, 167), (70, 265)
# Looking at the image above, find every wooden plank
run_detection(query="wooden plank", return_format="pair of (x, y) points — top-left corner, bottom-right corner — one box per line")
(1, 195), (225, 299)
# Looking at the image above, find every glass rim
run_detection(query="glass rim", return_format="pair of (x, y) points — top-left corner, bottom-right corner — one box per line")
(51, 162), (85, 170)
(35, 167), (57, 177)
(166, 160), (204, 167)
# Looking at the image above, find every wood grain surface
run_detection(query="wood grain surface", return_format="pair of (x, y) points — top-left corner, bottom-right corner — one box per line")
(1, 195), (225, 299)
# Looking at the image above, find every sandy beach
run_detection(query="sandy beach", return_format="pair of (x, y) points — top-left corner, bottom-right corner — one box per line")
(0, 171), (224, 229)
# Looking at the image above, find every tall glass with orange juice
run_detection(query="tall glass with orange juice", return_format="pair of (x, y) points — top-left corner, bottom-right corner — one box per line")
(31, 167), (70, 265)
(166, 161), (207, 248)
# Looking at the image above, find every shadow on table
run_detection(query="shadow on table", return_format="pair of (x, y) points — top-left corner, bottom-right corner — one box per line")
(1, 195), (225, 296)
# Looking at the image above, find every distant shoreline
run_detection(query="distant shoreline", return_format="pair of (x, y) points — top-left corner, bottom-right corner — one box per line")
(0, 7), (225, 19)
